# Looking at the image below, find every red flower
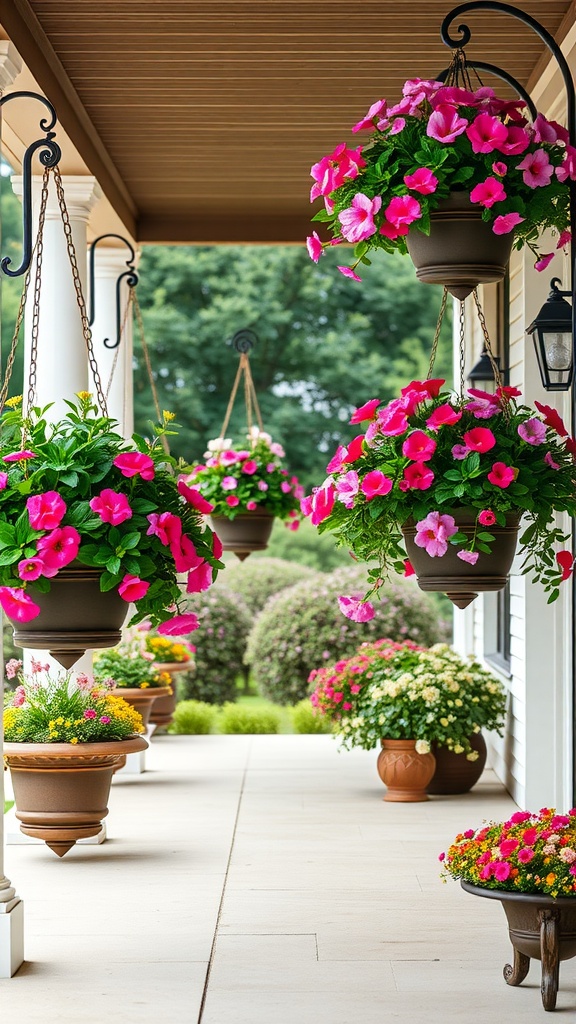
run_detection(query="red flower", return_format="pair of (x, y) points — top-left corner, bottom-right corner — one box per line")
(463, 427), (496, 453)
(534, 401), (568, 437)
(487, 462), (515, 488)
(350, 399), (380, 424)
(556, 550), (574, 581)
(478, 509), (496, 526)
(426, 405), (462, 431)
(402, 461), (434, 490)
(343, 435), (365, 462)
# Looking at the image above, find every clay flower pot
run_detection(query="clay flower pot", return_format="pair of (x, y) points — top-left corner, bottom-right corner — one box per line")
(112, 686), (173, 730)
(402, 511), (521, 609)
(406, 193), (515, 300)
(461, 881), (576, 1011)
(4, 736), (148, 857)
(209, 511), (274, 561)
(427, 733), (487, 795)
(376, 738), (436, 802)
(149, 661), (191, 729)
(12, 563), (128, 669)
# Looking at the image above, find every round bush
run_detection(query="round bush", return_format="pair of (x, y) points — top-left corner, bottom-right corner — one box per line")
(179, 587), (252, 704)
(218, 702), (281, 734)
(290, 700), (333, 735)
(246, 565), (451, 704)
(220, 557), (317, 615)
(170, 700), (218, 735)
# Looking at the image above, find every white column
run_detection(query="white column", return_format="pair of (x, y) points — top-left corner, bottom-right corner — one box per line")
(0, 40), (25, 978)
(89, 246), (135, 437)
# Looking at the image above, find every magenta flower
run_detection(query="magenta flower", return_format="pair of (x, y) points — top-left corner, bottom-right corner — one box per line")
(466, 113), (508, 153)
(0, 472), (7, 490)
(414, 511), (457, 557)
(118, 574), (150, 602)
(384, 195), (421, 229)
(90, 489), (133, 526)
(557, 230), (572, 249)
(338, 193), (382, 243)
(352, 98), (387, 133)
(337, 595), (375, 622)
(556, 145), (576, 182)
(337, 266), (362, 282)
(451, 445), (469, 460)
(402, 430), (437, 462)
(309, 483), (335, 526)
(306, 232), (324, 263)
(146, 511), (182, 546)
(26, 491), (67, 531)
(170, 533), (201, 573)
(37, 526), (81, 573)
(360, 470), (393, 501)
(491, 161), (507, 176)
(462, 427), (496, 453)
(403, 462), (434, 491)
(457, 550), (479, 565)
(493, 862), (512, 882)
(426, 104), (468, 143)
(99, 716), (111, 724)
(426, 405), (462, 431)
(487, 462), (515, 488)
(177, 479), (214, 514)
(220, 450), (240, 466)
(478, 509), (496, 526)
(544, 452), (561, 470)
(498, 125), (530, 155)
(535, 252), (555, 272)
(500, 838), (520, 856)
(403, 559), (415, 577)
(226, 495), (239, 507)
(518, 418), (547, 446)
(3, 450), (36, 463)
(379, 220), (409, 241)
(280, 482), (292, 494)
(83, 709), (97, 719)
(378, 405), (409, 436)
(246, 500), (258, 511)
(492, 212), (525, 235)
(18, 557), (45, 581)
(350, 398), (380, 424)
(326, 446), (348, 474)
(335, 470), (359, 509)
(517, 848), (535, 864)
(469, 177), (506, 208)
(310, 143), (365, 201)
(113, 452), (155, 481)
(157, 613), (200, 636)
(465, 388), (500, 419)
(241, 460), (258, 476)
(186, 561), (213, 594)
(0, 586), (41, 623)
(257, 480), (268, 491)
(221, 476), (237, 491)
(343, 435), (365, 463)
(517, 148), (554, 188)
(403, 168), (438, 194)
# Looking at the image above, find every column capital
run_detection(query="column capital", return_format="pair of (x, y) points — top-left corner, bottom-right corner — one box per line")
(0, 42), (23, 92)
(11, 174), (102, 223)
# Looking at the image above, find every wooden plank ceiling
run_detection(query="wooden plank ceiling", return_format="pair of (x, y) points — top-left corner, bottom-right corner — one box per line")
(0, 0), (573, 244)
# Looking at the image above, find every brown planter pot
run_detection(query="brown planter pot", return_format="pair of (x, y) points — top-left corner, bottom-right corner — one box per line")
(461, 880), (576, 1011)
(427, 732), (487, 795)
(406, 193), (514, 300)
(112, 686), (172, 730)
(402, 511), (520, 609)
(12, 563), (128, 669)
(209, 511), (274, 561)
(4, 736), (148, 857)
(376, 738), (436, 802)
(149, 661), (191, 728)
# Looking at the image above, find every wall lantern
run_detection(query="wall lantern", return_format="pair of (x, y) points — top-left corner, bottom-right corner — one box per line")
(467, 349), (503, 387)
(527, 278), (573, 391)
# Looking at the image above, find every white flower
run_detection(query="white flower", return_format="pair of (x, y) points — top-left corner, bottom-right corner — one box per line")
(415, 739), (430, 754)
(204, 437), (232, 456)
(248, 426), (272, 445)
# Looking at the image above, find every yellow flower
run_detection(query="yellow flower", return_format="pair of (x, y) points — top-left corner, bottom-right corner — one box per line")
(55, 716), (64, 726)
(163, 410), (176, 422)
(70, 737), (79, 745)
(5, 395), (23, 408)
(140, 682), (150, 688)
(76, 390), (92, 401)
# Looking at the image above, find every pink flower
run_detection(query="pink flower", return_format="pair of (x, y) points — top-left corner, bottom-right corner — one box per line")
(326, 446), (348, 474)
(306, 231), (324, 262)
(310, 484), (335, 526)
(280, 481), (292, 494)
(465, 388), (501, 418)
(226, 495), (240, 507)
(310, 143), (365, 200)
(469, 177), (506, 208)
(403, 462), (434, 490)
(493, 861), (511, 882)
(0, 586), (40, 622)
(26, 491), (67, 531)
(378, 406), (409, 436)
(257, 480), (269, 491)
(556, 550), (574, 581)
(451, 445), (469, 460)
(177, 479), (214, 514)
(557, 230), (572, 249)
(403, 168), (438, 194)
(478, 509), (496, 526)
(37, 526), (81, 573)
(0, 472), (7, 489)
(402, 430), (437, 462)
(462, 427), (496, 453)
(338, 193), (382, 243)
(426, 104), (468, 143)
(213, 532), (223, 560)
(403, 559), (415, 577)
(414, 511), (457, 557)
(221, 476), (237, 491)
(186, 561), (213, 593)
(350, 398), (380, 424)
(335, 470), (360, 509)
(426, 405), (462, 431)
(337, 595), (375, 622)
(466, 113), (508, 153)
(342, 435), (365, 462)
(383, 194), (421, 229)
(337, 266), (362, 282)
(5, 658), (23, 679)
(517, 148), (554, 188)
(491, 161), (507, 176)
(220, 450), (240, 466)
(544, 452), (561, 470)
(500, 838), (520, 856)
(157, 613), (200, 636)
(18, 557), (45, 581)
(457, 550), (479, 565)
(83, 709), (97, 719)
(556, 145), (576, 182)
(146, 511), (182, 546)
(498, 125), (530, 155)
(510, 811), (531, 824)
(99, 715), (111, 724)
(517, 848), (535, 864)
(118, 574), (150, 602)
(113, 452), (155, 481)
(90, 489), (132, 526)
(246, 500), (258, 511)
(360, 470), (393, 500)
(352, 98), (387, 132)
(487, 462), (515, 488)
(492, 212), (525, 235)
(12, 685), (26, 706)
(3, 450), (36, 462)
(518, 418), (546, 445)
(535, 252), (555, 272)
(241, 460), (258, 475)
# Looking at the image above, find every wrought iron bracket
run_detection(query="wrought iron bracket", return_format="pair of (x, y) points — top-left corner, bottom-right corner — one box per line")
(230, 328), (258, 354)
(0, 91), (61, 278)
(88, 234), (138, 349)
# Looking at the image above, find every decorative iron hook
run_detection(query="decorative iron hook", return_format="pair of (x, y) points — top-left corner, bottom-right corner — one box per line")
(231, 328), (258, 355)
(88, 234), (138, 350)
(436, 59), (537, 120)
(0, 91), (61, 278)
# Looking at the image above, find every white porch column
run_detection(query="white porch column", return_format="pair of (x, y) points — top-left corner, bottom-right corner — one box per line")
(89, 246), (135, 437)
(0, 39), (25, 978)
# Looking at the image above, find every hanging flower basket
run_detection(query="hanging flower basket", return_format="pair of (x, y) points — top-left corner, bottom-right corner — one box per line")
(209, 510), (275, 561)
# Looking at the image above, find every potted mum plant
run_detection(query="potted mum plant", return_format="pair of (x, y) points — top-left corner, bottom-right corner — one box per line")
(187, 427), (304, 559)
(0, 392), (223, 666)
(441, 808), (576, 1011)
(303, 381), (576, 611)
(310, 639), (506, 799)
(3, 657), (147, 857)
(137, 625), (195, 728)
(93, 645), (174, 729)
(307, 77), (574, 296)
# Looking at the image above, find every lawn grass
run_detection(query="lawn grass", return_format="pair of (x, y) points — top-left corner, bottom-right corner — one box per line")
(235, 694), (295, 734)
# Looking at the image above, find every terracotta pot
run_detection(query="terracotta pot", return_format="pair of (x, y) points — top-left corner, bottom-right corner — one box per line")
(376, 738), (436, 802)
(461, 880), (576, 1011)
(406, 192), (514, 300)
(402, 511), (520, 609)
(112, 686), (173, 730)
(149, 661), (191, 728)
(427, 733), (487, 795)
(209, 511), (274, 561)
(12, 563), (128, 669)
(4, 736), (148, 857)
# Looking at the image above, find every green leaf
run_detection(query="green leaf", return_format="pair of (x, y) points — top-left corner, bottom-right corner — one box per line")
(477, 531), (495, 542)
(0, 522), (15, 545)
(100, 570), (121, 592)
(105, 555), (121, 575)
(119, 532), (141, 550)
(0, 547), (21, 566)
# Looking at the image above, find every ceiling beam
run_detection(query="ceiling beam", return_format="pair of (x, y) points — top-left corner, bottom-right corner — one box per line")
(136, 212), (315, 245)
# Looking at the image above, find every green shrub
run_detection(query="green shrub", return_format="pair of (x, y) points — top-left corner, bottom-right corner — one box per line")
(218, 702), (282, 734)
(245, 565), (451, 704)
(179, 587), (252, 704)
(290, 700), (333, 734)
(220, 557), (317, 615)
(170, 700), (218, 735)
(260, 517), (352, 572)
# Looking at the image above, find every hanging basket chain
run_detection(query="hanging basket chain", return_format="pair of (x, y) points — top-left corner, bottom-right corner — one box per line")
(219, 348), (264, 443)
(427, 286), (448, 379)
(472, 288), (504, 390)
(459, 300), (466, 399)
(132, 290), (170, 456)
(26, 168), (51, 416)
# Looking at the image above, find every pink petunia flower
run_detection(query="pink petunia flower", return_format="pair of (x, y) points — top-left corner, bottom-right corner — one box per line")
(457, 550), (479, 565)
(257, 480), (269, 492)
(186, 561), (213, 593)
(463, 427), (496, 453)
(451, 444), (469, 460)
(90, 489), (132, 526)
(466, 113), (508, 153)
(241, 460), (258, 475)
(402, 430), (437, 462)
(556, 144), (576, 182)
(517, 148), (554, 188)
(350, 398), (380, 424)
(146, 511), (182, 546)
(478, 509), (496, 526)
(491, 161), (507, 176)
(246, 500), (258, 511)
(383, 194), (421, 229)
(377, 405), (409, 436)
(0, 472), (7, 490)
(535, 252), (555, 272)
(497, 125), (530, 155)
(487, 462), (515, 488)
(3, 450), (36, 463)
(309, 483), (335, 526)
(170, 533), (201, 573)
(177, 479), (214, 514)
(306, 231), (324, 263)
(342, 435), (365, 463)
(469, 177), (506, 208)
(426, 405), (462, 431)
(518, 418), (547, 445)
(226, 495), (240, 507)
(544, 452), (561, 470)
(557, 229), (572, 250)
(37, 525), (81, 574)
(18, 557), (45, 581)
(492, 212), (525, 235)
(0, 586), (41, 622)
(337, 266), (362, 282)
(337, 595), (375, 622)
(326, 445), (348, 474)
(403, 168), (438, 194)
(403, 559), (415, 577)
(118, 574), (150, 602)
(113, 452), (155, 481)
(335, 470), (360, 509)
(221, 476), (238, 491)
(465, 388), (501, 419)
(426, 104), (468, 143)
(26, 491), (67, 531)
(338, 193), (382, 243)
(157, 613), (200, 636)
(352, 98), (387, 132)
(403, 462), (434, 490)
(360, 470), (393, 500)
(414, 511), (457, 557)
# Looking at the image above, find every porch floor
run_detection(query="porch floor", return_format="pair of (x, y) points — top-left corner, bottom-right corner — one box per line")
(2, 733), (573, 1022)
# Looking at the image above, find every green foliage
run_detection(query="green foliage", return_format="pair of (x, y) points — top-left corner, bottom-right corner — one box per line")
(93, 648), (163, 688)
(245, 565), (450, 705)
(219, 556), (317, 615)
(170, 700), (218, 735)
(191, 433), (303, 519)
(290, 699), (333, 734)
(218, 701), (282, 734)
(178, 587), (252, 703)
(257, 517), (352, 572)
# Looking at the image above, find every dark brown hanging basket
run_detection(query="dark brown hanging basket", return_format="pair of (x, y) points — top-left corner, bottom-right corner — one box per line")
(209, 511), (275, 561)
(12, 564), (128, 669)
(402, 511), (521, 610)
(406, 193), (515, 301)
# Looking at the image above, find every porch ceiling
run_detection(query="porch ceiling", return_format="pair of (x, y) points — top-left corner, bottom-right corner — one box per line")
(0, 0), (573, 244)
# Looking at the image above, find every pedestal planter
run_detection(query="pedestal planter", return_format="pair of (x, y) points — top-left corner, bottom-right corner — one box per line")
(149, 662), (190, 729)
(427, 733), (487, 795)
(376, 739), (436, 802)
(402, 512), (521, 609)
(113, 686), (173, 730)
(461, 881), (576, 1011)
(12, 564), (128, 669)
(209, 511), (274, 561)
(406, 193), (514, 300)
(4, 736), (148, 857)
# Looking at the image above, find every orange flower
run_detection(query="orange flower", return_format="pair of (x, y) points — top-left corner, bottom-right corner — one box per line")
(546, 872), (556, 886)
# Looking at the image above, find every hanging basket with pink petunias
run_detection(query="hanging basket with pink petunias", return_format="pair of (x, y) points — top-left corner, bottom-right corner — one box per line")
(302, 381), (576, 611)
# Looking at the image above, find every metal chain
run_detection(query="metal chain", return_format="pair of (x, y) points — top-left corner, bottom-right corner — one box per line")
(472, 289), (504, 389)
(459, 301), (467, 399)
(427, 287), (448, 379)
(25, 168), (51, 415)
(53, 166), (108, 416)
(133, 290), (170, 455)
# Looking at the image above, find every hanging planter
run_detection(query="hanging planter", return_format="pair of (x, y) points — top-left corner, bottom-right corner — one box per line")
(209, 510), (275, 561)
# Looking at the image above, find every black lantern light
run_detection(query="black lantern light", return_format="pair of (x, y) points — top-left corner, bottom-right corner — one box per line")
(526, 278), (573, 391)
(467, 349), (503, 389)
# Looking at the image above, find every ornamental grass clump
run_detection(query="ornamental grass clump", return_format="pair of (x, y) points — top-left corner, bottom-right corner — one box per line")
(303, 381), (576, 615)
(441, 808), (576, 897)
(310, 640), (506, 755)
(3, 657), (144, 743)
(307, 77), (574, 281)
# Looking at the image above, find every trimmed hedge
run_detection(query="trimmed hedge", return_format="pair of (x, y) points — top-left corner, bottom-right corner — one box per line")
(220, 557), (317, 615)
(170, 700), (218, 734)
(179, 587), (252, 704)
(218, 702), (282, 734)
(290, 700), (333, 734)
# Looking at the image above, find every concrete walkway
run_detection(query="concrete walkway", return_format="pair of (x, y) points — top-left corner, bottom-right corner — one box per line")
(1, 734), (574, 1022)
